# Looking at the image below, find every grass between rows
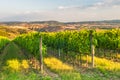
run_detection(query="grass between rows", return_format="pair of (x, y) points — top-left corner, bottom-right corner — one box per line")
(0, 42), (52, 80)
(0, 42), (120, 80)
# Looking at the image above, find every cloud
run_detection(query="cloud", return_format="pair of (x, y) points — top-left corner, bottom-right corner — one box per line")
(58, 0), (120, 10)
(0, 0), (120, 22)
(58, 6), (68, 9)
(58, 6), (85, 10)
(1, 6), (120, 22)
(0, 10), (97, 22)
(93, 0), (120, 8)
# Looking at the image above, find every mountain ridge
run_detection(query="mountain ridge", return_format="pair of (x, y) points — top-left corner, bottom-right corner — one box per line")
(1, 19), (120, 24)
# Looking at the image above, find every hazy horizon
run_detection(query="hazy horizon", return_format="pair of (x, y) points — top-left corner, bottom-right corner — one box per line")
(1, 19), (120, 23)
(0, 0), (120, 22)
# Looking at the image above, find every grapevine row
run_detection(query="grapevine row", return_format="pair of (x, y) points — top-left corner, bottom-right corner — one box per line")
(14, 32), (46, 58)
(14, 29), (120, 58)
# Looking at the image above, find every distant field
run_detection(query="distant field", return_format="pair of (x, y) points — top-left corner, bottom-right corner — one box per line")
(0, 26), (33, 39)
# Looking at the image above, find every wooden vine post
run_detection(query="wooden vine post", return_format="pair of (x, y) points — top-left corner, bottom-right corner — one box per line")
(58, 48), (61, 58)
(116, 28), (119, 61)
(90, 30), (95, 68)
(40, 36), (43, 73)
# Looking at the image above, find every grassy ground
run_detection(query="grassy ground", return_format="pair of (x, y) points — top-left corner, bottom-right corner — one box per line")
(0, 42), (52, 80)
(80, 55), (120, 80)
(0, 42), (120, 80)
(44, 56), (120, 80)
(79, 67), (119, 80)
(0, 42), (82, 80)
(44, 57), (81, 80)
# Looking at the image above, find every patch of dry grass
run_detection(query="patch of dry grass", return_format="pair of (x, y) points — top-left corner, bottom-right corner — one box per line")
(44, 57), (73, 72)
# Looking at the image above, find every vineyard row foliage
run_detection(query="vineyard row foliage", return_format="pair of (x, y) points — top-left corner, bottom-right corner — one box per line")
(0, 36), (10, 50)
(14, 29), (120, 57)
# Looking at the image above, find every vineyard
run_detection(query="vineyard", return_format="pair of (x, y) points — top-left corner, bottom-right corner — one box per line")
(14, 29), (120, 59)
(0, 29), (120, 80)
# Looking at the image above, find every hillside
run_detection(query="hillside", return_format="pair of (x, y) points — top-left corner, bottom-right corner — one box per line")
(0, 26), (34, 39)
(0, 20), (120, 32)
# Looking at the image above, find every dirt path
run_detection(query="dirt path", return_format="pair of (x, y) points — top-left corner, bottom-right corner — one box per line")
(43, 66), (61, 80)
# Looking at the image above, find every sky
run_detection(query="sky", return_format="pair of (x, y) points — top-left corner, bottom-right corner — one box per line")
(0, 0), (120, 22)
